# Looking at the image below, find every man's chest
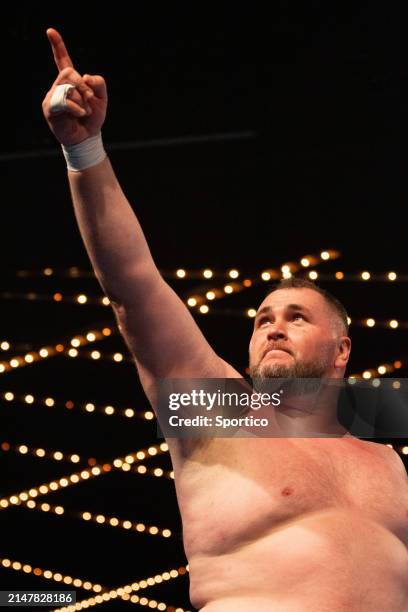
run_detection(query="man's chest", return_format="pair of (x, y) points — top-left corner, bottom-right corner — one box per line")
(175, 437), (408, 555)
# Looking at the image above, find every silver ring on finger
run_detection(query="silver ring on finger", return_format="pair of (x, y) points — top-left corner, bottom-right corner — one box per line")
(49, 83), (76, 115)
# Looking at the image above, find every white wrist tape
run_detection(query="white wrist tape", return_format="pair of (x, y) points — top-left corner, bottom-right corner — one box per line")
(61, 133), (107, 172)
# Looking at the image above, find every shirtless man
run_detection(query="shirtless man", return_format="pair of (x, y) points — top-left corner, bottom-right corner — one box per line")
(42, 29), (408, 611)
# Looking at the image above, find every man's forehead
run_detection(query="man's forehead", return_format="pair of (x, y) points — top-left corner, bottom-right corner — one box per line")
(257, 288), (327, 313)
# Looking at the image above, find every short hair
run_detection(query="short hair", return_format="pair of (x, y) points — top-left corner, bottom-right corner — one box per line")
(266, 277), (349, 335)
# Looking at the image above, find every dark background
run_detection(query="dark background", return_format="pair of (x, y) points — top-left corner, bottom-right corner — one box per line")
(1, 4), (408, 610)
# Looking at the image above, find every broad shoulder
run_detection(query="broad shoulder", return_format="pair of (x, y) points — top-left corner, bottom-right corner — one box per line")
(362, 440), (407, 479)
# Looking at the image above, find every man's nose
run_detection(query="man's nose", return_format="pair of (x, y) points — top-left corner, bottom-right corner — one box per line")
(266, 322), (288, 341)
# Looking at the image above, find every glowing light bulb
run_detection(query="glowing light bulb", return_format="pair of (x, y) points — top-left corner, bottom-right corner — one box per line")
(228, 269), (239, 278)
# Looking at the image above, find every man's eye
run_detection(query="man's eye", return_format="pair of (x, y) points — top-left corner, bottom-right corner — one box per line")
(258, 317), (270, 326)
(293, 313), (304, 321)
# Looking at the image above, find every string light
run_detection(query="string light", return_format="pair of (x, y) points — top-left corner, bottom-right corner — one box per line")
(7, 266), (408, 293)
(0, 327), (115, 375)
(300, 271), (403, 282)
(351, 359), (403, 379)
(0, 556), (102, 592)
(0, 556), (190, 612)
(0, 443), (169, 508)
(51, 566), (190, 612)
(1, 390), (155, 421)
(20, 500), (173, 538)
(0, 292), (111, 306)
(185, 249), (340, 312)
(0, 442), (88, 465)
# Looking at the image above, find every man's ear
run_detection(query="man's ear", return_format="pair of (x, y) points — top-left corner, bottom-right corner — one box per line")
(334, 336), (352, 369)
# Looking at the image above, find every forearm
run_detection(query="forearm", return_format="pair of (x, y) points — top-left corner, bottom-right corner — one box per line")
(67, 155), (161, 304)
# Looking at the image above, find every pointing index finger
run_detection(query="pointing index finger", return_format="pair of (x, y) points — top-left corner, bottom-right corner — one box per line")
(46, 28), (74, 71)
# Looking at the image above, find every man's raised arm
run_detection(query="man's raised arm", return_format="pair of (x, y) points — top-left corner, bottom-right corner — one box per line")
(42, 29), (237, 399)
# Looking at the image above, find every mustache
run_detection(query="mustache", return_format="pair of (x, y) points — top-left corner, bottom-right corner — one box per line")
(263, 344), (293, 359)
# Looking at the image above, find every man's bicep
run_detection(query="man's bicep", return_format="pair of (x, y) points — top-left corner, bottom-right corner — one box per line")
(113, 273), (228, 380)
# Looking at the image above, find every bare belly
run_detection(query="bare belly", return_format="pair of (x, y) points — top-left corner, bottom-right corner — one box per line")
(189, 508), (408, 612)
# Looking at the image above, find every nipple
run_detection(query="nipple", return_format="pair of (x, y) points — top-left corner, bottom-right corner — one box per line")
(281, 487), (294, 496)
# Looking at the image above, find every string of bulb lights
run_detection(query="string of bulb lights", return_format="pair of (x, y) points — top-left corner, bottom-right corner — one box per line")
(51, 565), (190, 612)
(12, 256), (339, 279)
(0, 440), (174, 481)
(0, 326), (114, 374)
(17, 499), (173, 539)
(0, 271), (402, 313)
(0, 391), (153, 420)
(0, 556), (190, 612)
(0, 442), (169, 509)
(2, 250), (339, 317)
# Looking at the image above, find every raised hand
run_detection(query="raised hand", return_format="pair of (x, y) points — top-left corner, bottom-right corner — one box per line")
(42, 28), (108, 146)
